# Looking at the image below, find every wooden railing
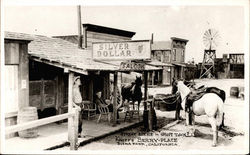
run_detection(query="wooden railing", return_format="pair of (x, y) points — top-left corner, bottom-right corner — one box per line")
(5, 107), (79, 150)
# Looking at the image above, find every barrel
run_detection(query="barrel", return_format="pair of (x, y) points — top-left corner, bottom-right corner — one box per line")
(239, 87), (244, 99)
(17, 107), (38, 138)
(230, 87), (239, 98)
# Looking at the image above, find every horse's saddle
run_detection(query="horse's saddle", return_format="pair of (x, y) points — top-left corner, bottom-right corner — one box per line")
(185, 86), (225, 112)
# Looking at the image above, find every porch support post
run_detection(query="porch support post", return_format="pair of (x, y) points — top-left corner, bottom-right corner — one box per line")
(143, 71), (148, 130)
(144, 71), (148, 110)
(68, 71), (78, 150)
(113, 71), (118, 126)
(89, 76), (94, 102)
(152, 71), (155, 85)
(181, 67), (184, 79)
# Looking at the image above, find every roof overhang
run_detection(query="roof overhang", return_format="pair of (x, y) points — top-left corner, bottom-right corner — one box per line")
(147, 61), (174, 67)
(171, 37), (189, 42)
(172, 62), (186, 67)
(83, 23), (136, 38)
(29, 55), (89, 75)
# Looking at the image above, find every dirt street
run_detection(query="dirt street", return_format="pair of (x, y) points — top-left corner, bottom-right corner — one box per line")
(62, 79), (248, 153)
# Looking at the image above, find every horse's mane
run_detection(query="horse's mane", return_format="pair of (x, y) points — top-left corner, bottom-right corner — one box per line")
(121, 77), (142, 102)
(178, 81), (191, 95)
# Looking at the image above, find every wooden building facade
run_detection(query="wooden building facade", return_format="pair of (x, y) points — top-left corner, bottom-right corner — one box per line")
(148, 37), (188, 86)
(214, 53), (244, 79)
(4, 34), (32, 138)
(4, 25), (159, 138)
(4, 31), (120, 138)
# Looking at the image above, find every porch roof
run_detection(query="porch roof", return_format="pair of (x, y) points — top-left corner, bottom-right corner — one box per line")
(5, 32), (162, 73)
(5, 32), (119, 75)
(172, 62), (186, 67)
(147, 60), (173, 67)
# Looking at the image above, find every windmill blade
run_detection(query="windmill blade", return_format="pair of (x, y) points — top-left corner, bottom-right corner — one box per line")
(203, 35), (211, 41)
(204, 31), (210, 38)
(208, 29), (212, 36)
(203, 28), (220, 50)
(212, 31), (219, 38)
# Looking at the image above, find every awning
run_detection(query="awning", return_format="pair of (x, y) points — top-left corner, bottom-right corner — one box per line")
(147, 61), (173, 67)
(172, 62), (186, 67)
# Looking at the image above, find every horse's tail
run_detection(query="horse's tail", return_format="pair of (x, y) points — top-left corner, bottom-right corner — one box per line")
(216, 100), (224, 128)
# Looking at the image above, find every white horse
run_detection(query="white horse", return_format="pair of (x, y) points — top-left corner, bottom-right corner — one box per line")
(177, 81), (224, 147)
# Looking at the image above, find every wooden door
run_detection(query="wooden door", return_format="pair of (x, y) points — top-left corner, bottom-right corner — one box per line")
(29, 81), (42, 109)
(29, 80), (56, 111)
(163, 67), (171, 85)
(43, 80), (56, 109)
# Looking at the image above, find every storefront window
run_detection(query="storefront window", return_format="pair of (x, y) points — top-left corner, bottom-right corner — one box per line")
(155, 51), (162, 62)
(163, 51), (171, 63)
(148, 71), (152, 85)
(172, 49), (176, 61)
(181, 49), (185, 62)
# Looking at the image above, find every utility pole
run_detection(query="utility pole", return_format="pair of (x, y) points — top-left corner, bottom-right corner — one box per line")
(77, 5), (83, 49)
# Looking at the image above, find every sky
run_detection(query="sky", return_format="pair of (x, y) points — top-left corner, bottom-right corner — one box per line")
(3, 1), (248, 63)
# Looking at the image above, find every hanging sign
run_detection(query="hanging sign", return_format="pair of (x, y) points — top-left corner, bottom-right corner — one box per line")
(119, 62), (145, 71)
(92, 40), (151, 60)
(229, 54), (244, 64)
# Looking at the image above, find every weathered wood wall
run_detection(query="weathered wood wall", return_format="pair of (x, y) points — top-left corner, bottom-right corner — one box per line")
(4, 39), (30, 138)
(5, 40), (30, 111)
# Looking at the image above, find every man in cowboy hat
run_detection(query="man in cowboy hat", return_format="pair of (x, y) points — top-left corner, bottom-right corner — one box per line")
(73, 76), (84, 137)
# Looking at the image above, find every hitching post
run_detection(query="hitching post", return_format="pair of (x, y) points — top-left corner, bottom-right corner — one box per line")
(143, 71), (148, 110)
(113, 71), (118, 126)
(143, 71), (148, 130)
(68, 72), (78, 150)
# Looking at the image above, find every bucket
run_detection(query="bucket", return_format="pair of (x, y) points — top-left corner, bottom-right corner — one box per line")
(230, 87), (239, 98)
(17, 107), (38, 138)
(154, 100), (160, 110)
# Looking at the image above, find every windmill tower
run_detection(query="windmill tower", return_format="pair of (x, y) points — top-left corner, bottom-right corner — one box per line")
(199, 29), (220, 78)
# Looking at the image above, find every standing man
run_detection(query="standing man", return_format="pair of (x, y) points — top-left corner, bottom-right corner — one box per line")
(73, 76), (84, 137)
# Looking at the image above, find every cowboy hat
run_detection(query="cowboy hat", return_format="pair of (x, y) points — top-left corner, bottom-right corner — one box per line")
(74, 76), (81, 84)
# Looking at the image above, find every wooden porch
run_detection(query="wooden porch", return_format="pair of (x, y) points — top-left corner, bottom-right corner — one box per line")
(4, 112), (143, 152)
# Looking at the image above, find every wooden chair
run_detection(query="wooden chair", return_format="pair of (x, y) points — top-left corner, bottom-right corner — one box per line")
(97, 104), (111, 123)
(124, 101), (140, 122)
(82, 100), (96, 120)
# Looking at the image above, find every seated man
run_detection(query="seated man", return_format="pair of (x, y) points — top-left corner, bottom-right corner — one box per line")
(95, 91), (122, 121)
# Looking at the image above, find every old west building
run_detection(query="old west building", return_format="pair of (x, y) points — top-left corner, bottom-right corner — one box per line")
(4, 34), (32, 138)
(4, 31), (121, 138)
(148, 37), (189, 86)
(4, 25), (160, 138)
(215, 53), (244, 79)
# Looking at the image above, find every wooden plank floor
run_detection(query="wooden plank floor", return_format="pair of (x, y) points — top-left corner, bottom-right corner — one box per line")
(4, 112), (143, 152)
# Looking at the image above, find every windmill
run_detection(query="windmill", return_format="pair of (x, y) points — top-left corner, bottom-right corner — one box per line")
(199, 28), (220, 78)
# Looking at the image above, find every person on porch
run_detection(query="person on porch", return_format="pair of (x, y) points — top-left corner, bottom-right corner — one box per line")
(95, 91), (122, 123)
(72, 76), (84, 138)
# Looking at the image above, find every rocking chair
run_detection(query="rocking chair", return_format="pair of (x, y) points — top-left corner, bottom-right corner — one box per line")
(97, 104), (111, 123)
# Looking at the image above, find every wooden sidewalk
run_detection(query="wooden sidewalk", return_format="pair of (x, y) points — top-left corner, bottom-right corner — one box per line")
(4, 113), (143, 152)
